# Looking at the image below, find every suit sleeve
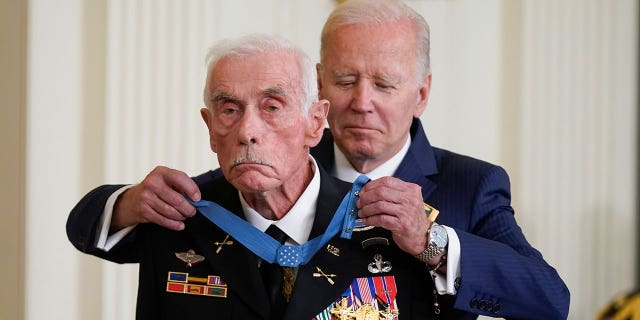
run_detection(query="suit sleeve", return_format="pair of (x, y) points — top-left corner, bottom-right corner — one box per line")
(453, 166), (570, 319)
(66, 184), (143, 264)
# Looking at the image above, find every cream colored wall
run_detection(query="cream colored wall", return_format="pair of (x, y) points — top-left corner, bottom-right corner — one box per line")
(0, 0), (26, 319)
(12, 0), (638, 319)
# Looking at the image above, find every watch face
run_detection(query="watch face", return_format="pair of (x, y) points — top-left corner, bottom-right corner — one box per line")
(430, 225), (448, 248)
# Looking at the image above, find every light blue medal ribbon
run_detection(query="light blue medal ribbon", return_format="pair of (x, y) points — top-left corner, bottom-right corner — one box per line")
(189, 175), (370, 267)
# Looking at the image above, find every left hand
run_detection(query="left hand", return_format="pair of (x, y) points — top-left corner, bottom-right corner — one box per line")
(356, 176), (432, 255)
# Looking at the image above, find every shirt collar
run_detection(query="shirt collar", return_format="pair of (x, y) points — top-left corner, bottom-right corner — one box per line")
(334, 134), (411, 182)
(241, 156), (320, 245)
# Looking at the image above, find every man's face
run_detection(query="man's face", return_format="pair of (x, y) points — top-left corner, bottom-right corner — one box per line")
(318, 20), (431, 172)
(201, 51), (325, 193)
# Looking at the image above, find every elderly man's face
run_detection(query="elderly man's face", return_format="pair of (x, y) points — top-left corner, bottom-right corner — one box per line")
(201, 50), (326, 193)
(318, 19), (431, 172)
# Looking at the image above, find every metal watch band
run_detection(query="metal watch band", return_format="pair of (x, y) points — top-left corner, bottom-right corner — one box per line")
(414, 243), (444, 263)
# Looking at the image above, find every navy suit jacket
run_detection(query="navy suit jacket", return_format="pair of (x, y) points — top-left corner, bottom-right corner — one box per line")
(67, 118), (569, 319)
(316, 119), (570, 318)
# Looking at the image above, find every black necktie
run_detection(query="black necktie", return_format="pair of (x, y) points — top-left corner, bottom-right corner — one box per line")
(261, 225), (289, 319)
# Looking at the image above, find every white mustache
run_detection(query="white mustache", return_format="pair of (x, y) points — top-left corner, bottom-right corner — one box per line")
(231, 153), (272, 168)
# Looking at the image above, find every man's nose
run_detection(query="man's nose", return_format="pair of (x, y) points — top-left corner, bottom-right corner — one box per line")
(350, 82), (375, 112)
(237, 108), (261, 145)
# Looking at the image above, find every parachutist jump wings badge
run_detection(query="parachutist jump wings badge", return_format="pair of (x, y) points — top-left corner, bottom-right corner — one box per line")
(175, 249), (205, 267)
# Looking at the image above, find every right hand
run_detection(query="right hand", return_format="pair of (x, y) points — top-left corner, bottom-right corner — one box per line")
(111, 166), (201, 231)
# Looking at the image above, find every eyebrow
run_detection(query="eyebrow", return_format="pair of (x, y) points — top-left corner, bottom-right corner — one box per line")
(333, 71), (357, 78)
(211, 91), (238, 103)
(261, 86), (288, 99)
(209, 86), (289, 105)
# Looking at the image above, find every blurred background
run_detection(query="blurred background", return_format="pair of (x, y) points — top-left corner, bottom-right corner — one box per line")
(1, 0), (638, 319)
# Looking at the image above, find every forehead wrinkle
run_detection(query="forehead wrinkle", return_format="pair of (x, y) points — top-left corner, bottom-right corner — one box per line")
(375, 73), (400, 84)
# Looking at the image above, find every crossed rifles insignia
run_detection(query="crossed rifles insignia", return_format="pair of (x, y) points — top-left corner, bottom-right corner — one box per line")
(313, 266), (336, 285)
(213, 234), (234, 254)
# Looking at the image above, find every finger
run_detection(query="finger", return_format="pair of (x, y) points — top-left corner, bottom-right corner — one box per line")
(154, 184), (197, 218)
(139, 203), (185, 231)
(144, 167), (198, 218)
(359, 178), (421, 205)
(360, 211), (402, 231)
(360, 176), (413, 194)
(358, 197), (429, 233)
(144, 191), (192, 222)
(358, 198), (404, 219)
(162, 168), (201, 201)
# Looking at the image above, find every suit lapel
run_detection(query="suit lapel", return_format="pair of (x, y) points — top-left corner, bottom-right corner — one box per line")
(395, 118), (439, 200)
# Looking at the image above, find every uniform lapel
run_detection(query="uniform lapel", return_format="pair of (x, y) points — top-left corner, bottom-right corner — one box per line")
(186, 178), (271, 319)
(285, 236), (371, 319)
(284, 169), (361, 319)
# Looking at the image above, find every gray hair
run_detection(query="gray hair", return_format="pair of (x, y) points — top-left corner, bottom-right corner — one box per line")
(203, 34), (317, 114)
(320, 0), (431, 83)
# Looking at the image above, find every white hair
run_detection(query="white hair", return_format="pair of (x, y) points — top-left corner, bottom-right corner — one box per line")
(320, 0), (431, 83)
(203, 34), (317, 114)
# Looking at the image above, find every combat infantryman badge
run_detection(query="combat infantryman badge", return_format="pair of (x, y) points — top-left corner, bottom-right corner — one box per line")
(175, 249), (205, 267)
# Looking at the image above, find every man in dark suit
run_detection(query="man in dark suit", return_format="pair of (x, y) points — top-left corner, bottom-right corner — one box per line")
(68, 0), (570, 319)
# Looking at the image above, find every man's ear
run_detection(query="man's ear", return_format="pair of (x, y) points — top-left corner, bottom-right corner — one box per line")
(200, 107), (218, 152)
(305, 99), (330, 148)
(413, 73), (431, 118)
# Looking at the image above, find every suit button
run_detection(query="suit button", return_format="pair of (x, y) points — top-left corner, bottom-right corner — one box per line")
(491, 304), (501, 313)
(477, 300), (486, 310)
(454, 277), (462, 289)
(485, 301), (494, 311)
(470, 299), (478, 308)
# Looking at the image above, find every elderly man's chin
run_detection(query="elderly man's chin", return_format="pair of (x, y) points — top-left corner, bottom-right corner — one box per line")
(341, 138), (380, 160)
(227, 167), (278, 192)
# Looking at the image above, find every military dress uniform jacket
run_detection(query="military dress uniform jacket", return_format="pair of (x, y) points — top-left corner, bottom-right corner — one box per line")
(67, 166), (448, 319)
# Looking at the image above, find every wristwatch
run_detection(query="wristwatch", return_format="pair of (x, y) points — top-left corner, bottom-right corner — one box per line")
(414, 223), (448, 263)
